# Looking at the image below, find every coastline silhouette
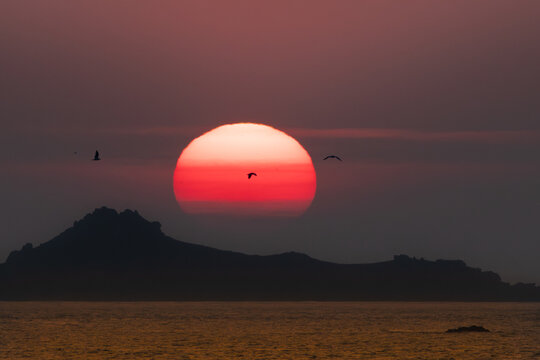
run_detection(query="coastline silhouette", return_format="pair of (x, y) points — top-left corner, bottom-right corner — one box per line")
(1, 207), (538, 301)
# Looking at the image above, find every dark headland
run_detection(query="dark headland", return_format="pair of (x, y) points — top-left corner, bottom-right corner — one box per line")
(1, 207), (538, 301)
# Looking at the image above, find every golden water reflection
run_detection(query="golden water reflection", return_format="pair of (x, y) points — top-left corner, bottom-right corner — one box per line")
(0, 302), (538, 359)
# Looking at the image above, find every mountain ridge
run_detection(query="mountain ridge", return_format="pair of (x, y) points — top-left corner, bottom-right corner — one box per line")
(1, 207), (538, 301)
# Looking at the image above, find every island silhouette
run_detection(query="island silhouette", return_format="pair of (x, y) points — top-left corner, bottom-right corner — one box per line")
(1, 207), (538, 301)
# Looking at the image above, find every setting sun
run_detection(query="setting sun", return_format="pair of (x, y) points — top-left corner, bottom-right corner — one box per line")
(173, 123), (317, 216)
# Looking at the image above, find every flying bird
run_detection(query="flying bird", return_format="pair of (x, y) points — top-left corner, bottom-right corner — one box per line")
(93, 151), (101, 161)
(247, 172), (257, 179)
(323, 155), (342, 161)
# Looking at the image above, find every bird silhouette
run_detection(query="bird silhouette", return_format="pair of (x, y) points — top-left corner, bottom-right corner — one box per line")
(93, 151), (101, 161)
(323, 155), (342, 161)
(247, 172), (257, 179)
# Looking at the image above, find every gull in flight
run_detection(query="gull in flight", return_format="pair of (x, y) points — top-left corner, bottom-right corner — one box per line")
(93, 151), (101, 161)
(247, 172), (257, 179)
(323, 155), (342, 161)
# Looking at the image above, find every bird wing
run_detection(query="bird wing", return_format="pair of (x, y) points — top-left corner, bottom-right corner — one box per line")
(335, 156), (342, 161)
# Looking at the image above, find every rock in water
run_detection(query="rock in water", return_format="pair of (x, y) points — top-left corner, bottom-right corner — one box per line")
(446, 325), (490, 333)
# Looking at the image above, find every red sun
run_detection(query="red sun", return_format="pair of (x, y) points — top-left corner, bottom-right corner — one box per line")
(173, 123), (317, 216)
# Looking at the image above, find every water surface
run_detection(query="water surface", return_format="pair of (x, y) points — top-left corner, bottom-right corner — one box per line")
(0, 302), (538, 359)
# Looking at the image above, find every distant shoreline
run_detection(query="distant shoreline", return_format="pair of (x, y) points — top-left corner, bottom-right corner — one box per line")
(2, 208), (539, 302)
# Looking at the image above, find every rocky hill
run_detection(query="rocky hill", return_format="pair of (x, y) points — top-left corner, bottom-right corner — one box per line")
(1, 207), (538, 301)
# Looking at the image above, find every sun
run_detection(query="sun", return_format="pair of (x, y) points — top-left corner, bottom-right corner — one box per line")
(173, 123), (317, 216)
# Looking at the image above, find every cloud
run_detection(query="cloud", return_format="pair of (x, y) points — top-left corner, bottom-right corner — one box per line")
(287, 128), (540, 144)
(32, 124), (540, 145)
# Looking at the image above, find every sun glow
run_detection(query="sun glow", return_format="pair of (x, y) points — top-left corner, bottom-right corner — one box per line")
(173, 123), (316, 216)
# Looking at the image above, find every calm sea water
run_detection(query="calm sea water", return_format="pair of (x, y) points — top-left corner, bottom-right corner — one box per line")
(0, 302), (538, 359)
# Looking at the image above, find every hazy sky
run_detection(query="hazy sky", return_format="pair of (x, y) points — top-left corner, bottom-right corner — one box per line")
(1, 1), (540, 284)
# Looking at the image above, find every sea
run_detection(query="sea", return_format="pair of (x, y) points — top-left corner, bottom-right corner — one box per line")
(0, 302), (538, 359)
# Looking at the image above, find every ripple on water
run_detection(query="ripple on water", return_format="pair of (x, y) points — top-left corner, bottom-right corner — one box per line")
(0, 302), (538, 359)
